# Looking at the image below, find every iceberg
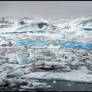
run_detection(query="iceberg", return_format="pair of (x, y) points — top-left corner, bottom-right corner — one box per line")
(7, 71), (24, 78)
(16, 52), (29, 64)
(1, 17), (92, 91)
(8, 51), (37, 64)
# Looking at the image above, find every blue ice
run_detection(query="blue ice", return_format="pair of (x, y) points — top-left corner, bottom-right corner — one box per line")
(60, 40), (92, 50)
(7, 72), (24, 78)
(18, 41), (50, 46)
(83, 28), (92, 31)
(17, 52), (29, 64)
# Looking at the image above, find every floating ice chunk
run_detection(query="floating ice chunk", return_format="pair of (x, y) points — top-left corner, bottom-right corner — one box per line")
(20, 81), (52, 90)
(48, 44), (54, 48)
(7, 69), (24, 78)
(8, 51), (37, 64)
(78, 66), (90, 73)
(53, 80), (56, 84)
(48, 44), (60, 49)
(8, 53), (18, 64)
(16, 52), (29, 64)
(32, 82), (51, 89)
(8, 52), (29, 64)
(28, 52), (37, 63)
(19, 86), (33, 90)
(22, 71), (92, 83)
(7, 72), (24, 78)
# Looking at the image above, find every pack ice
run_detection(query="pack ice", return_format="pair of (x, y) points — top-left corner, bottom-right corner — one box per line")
(0, 17), (92, 91)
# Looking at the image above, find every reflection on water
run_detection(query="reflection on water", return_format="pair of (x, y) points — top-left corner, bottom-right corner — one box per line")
(37, 79), (92, 91)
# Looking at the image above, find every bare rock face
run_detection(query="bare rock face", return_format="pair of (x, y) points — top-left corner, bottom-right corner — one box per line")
(37, 22), (49, 29)
(19, 20), (25, 25)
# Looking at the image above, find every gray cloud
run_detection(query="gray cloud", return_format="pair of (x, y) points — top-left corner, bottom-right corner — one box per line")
(0, 1), (92, 19)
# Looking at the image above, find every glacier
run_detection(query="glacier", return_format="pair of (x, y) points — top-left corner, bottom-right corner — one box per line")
(0, 17), (92, 91)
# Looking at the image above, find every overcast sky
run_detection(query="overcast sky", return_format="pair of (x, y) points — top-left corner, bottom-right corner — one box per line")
(0, 1), (92, 19)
